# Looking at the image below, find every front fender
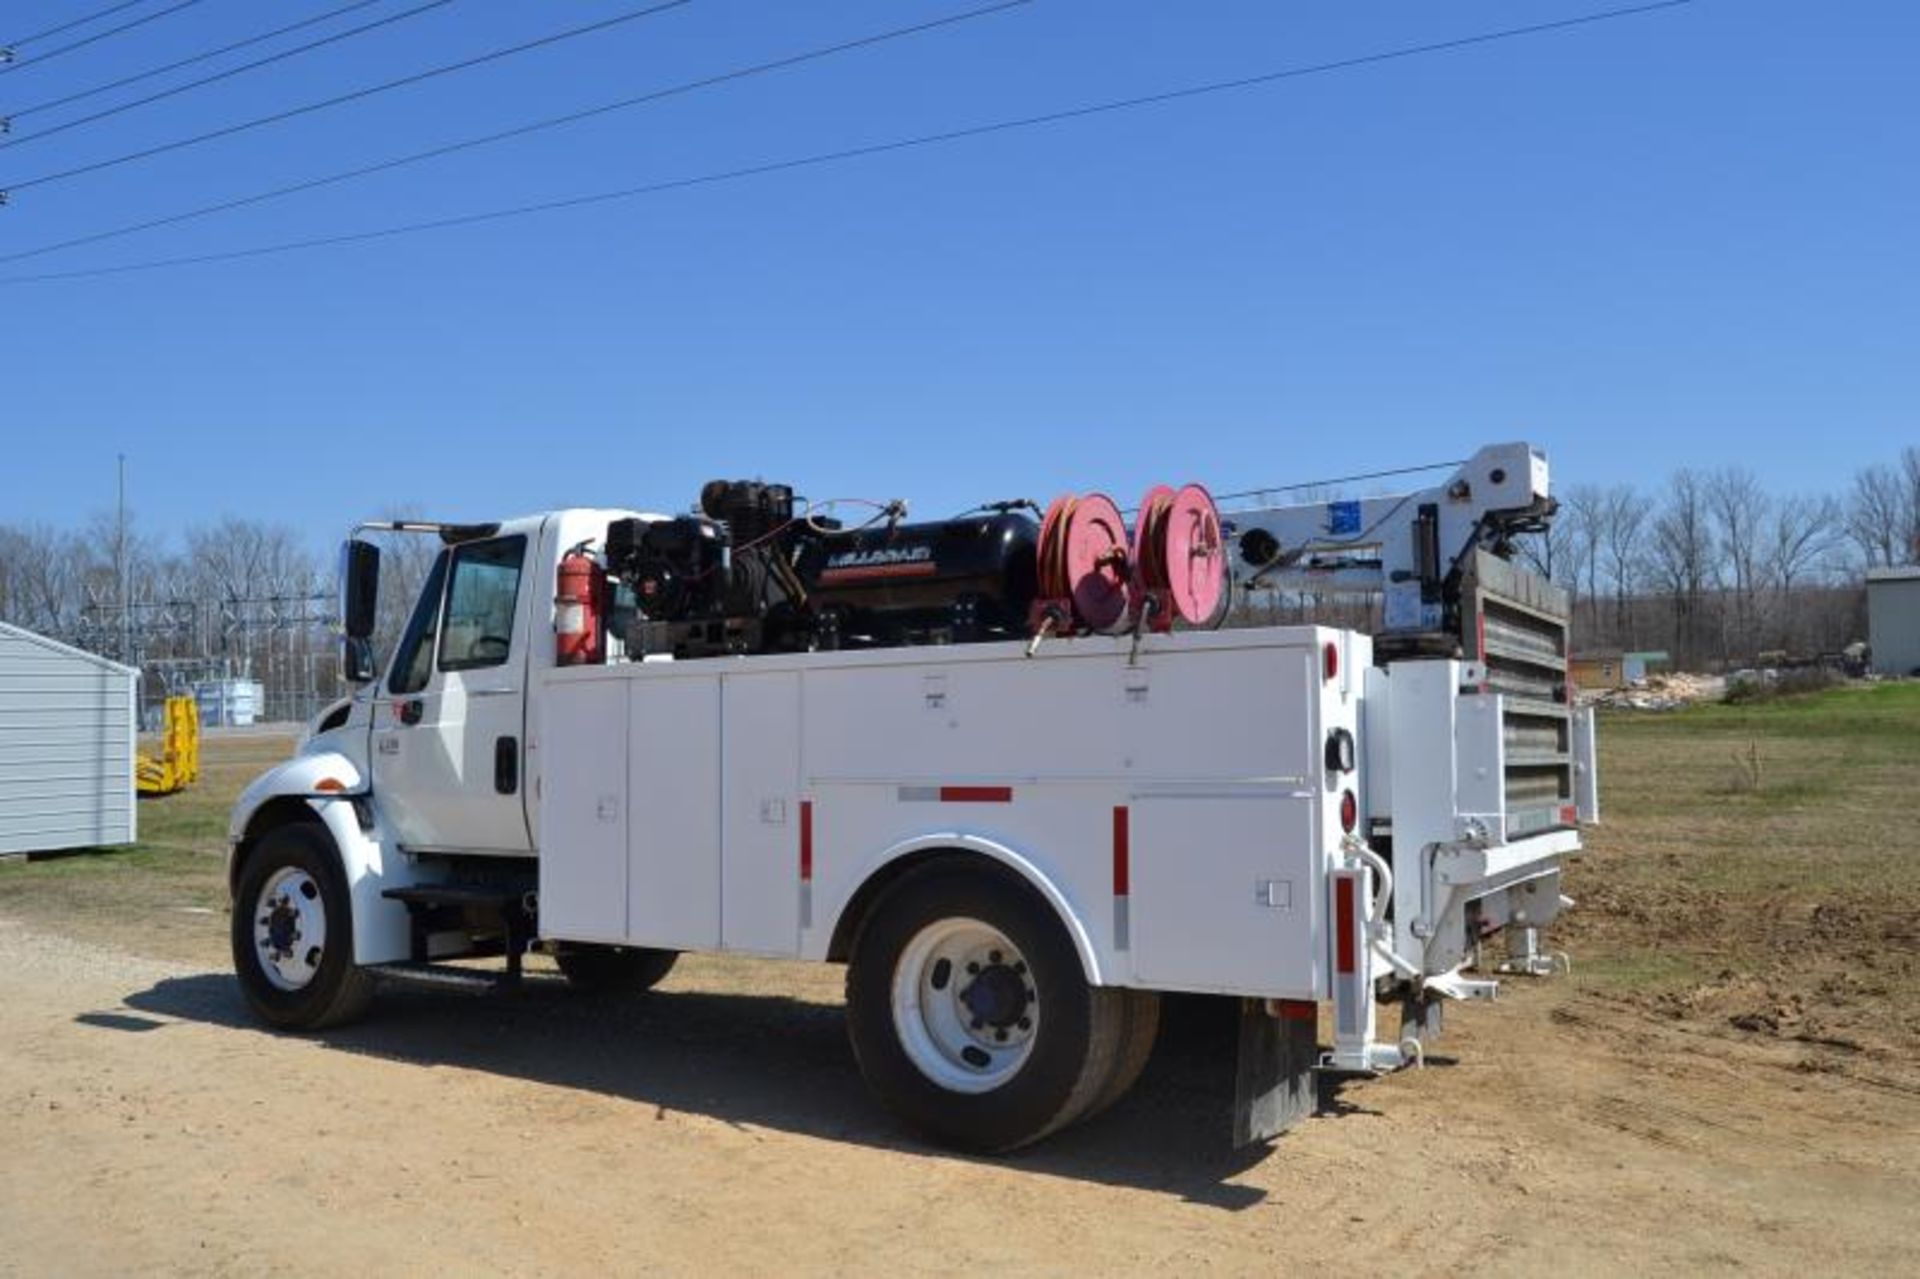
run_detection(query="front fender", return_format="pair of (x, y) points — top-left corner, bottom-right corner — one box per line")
(225, 754), (419, 967)
(227, 751), (367, 847)
(815, 831), (1106, 986)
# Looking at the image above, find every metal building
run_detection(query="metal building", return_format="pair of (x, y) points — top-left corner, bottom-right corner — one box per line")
(0, 622), (138, 856)
(1866, 566), (1920, 677)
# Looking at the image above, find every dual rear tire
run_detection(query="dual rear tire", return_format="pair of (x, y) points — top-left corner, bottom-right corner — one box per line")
(845, 861), (1158, 1152)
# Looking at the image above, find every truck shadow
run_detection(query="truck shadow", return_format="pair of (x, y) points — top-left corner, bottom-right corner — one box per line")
(116, 971), (1325, 1208)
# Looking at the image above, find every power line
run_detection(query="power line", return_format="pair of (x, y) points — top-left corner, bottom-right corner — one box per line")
(2, 0), (457, 147)
(1, 0), (697, 194)
(4, 0), (150, 50)
(0, 0), (1701, 286)
(4, 0), (391, 124)
(0, 0), (1035, 265)
(1, 0), (204, 74)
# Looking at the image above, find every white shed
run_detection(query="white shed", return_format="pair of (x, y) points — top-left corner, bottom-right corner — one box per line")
(1867, 566), (1920, 676)
(0, 622), (138, 856)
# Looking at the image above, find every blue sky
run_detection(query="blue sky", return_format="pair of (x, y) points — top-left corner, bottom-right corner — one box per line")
(1, 0), (1914, 548)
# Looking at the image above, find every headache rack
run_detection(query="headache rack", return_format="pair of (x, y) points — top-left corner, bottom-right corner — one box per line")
(1459, 548), (1576, 836)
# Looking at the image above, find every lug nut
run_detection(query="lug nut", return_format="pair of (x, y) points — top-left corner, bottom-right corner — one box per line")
(989, 950), (1003, 964)
(995, 1029), (1008, 1042)
(1017, 1017), (1031, 1030)
(966, 962), (979, 974)
(970, 1018), (984, 1030)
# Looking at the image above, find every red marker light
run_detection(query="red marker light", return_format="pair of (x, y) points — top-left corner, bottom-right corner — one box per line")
(1323, 641), (1339, 682)
(1339, 789), (1358, 833)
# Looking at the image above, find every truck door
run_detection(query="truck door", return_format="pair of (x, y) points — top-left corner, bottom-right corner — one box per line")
(372, 532), (535, 854)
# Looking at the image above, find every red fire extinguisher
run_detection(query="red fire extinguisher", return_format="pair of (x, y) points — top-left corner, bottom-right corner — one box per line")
(555, 547), (606, 666)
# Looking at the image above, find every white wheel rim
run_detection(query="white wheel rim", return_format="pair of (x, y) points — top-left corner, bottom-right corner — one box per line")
(891, 917), (1038, 1094)
(252, 867), (328, 992)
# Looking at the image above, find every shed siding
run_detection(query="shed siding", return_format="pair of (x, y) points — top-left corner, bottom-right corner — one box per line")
(1867, 576), (1920, 678)
(0, 625), (137, 855)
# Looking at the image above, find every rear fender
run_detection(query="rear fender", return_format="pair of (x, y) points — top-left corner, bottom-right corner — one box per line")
(817, 832), (1105, 986)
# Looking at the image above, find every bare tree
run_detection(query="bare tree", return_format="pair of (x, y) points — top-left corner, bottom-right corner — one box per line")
(1706, 467), (1771, 662)
(1766, 494), (1842, 651)
(1597, 484), (1646, 650)
(1560, 485), (1605, 612)
(0, 523), (91, 636)
(1648, 470), (1720, 666)
(1902, 445), (1920, 562)
(1847, 462), (1907, 567)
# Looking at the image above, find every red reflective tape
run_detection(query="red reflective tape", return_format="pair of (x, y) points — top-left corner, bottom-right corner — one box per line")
(1559, 804), (1578, 826)
(1334, 875), (1356, 975)
(1112, 806), (1130, 897)
(1277, 999), (1316, 1023)
(799, 800), (814, 883)
(938, 785), (1012, 803)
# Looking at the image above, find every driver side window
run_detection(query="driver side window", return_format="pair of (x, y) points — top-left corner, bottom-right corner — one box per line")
(438, 535), (527, 672)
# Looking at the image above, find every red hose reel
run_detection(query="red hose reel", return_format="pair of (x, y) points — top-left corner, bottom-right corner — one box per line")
(1029, 483), (1225, 644)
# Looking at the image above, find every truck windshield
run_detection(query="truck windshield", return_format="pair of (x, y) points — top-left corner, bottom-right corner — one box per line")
(388, 551), (449, 696)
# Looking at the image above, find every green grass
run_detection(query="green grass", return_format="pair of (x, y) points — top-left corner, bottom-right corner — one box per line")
(1610, 680), (1920, 744)
(1570, 681), (1920, 1020)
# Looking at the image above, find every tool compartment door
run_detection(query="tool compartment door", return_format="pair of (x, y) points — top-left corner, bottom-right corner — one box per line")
(537, 677), (629, 944)
(1129, 790), (1320, 998)
(627, 678), (723, 949)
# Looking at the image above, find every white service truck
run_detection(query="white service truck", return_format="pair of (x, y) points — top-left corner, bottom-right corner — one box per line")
(227, 443), (1593, 1151)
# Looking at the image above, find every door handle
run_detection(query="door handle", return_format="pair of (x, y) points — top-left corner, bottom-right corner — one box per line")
(494, 736), (519, 795)
(471, 687), (520, 698)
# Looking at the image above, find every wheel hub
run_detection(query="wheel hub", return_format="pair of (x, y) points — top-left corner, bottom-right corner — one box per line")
(252, 868), (327, 992)
(959, 963), (1029, 1028)
(891, 918), (1039, 1094)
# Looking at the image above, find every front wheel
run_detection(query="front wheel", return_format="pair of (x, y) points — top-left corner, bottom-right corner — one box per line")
(845, 861), (1128, 1153)
(230, 823), (374, 1030)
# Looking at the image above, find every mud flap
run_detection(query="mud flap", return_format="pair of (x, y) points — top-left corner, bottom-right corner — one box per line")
(1232, 999), (1318, 1148)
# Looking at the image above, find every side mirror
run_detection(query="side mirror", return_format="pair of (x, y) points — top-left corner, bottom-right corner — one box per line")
(341, 635), (377, 684)
(340, 539), (380, 641)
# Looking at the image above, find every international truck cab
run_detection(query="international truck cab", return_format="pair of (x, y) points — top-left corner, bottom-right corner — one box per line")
(228, 447), (1592, 1151)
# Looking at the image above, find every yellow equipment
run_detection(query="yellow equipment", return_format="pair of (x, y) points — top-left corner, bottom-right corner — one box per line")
(137, 695), (201, 797)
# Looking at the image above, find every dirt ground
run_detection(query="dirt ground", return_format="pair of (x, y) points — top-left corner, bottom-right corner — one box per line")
(2, 694), (1918, 1276)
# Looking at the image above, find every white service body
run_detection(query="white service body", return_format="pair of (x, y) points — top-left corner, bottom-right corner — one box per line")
(535, 624), (1364, 1002)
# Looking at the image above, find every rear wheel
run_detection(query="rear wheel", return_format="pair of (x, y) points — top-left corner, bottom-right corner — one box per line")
(230, 823), (374, 1030)
(845, 861), (1126, 1153)
(554, 944), (678, 993)
(1086, 988), (1160, 1119)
